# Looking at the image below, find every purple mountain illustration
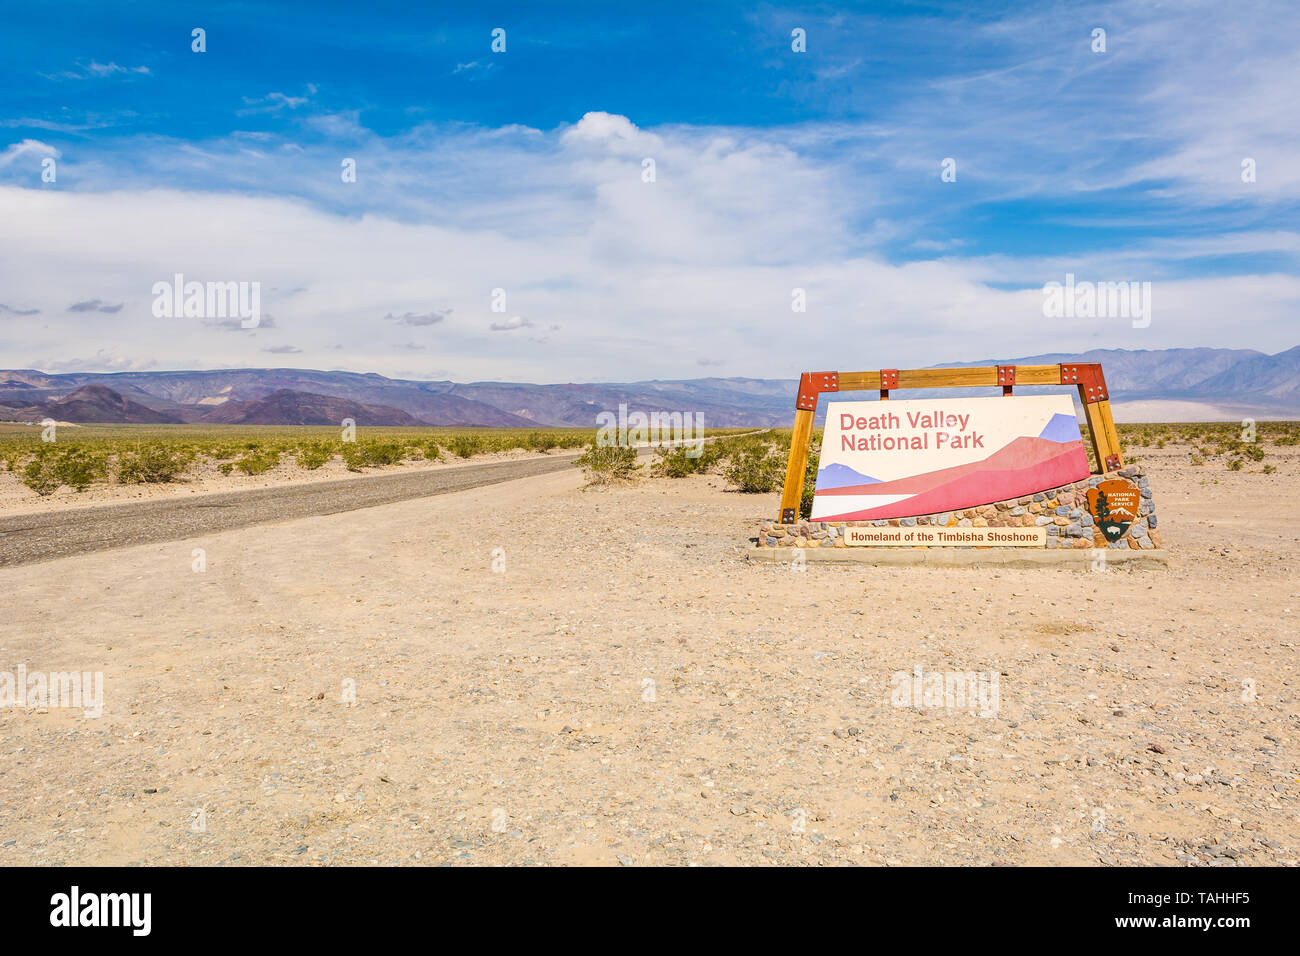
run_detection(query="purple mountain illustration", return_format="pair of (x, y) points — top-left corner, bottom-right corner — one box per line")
(815, 462), (879, 490)
(1037, 412), (1084, 444)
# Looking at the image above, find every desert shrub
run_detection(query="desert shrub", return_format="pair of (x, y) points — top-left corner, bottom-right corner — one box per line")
(650, 444), (705, 478)
(340, 443), (367, 471)
(361, 441), (407, 466)
(554, 431), (592, 449)
(1227, 458), (1244, 471)
(576, 442), (638, 486)
(421, 441), (442, 461)
(337, 440), (407, 470)
(2, 442), (37, 473)
(218, 462), (234, 476)
(723, 445), (784, 493)
(1262, 464), (1277, 474)
(52, 448), (109, 492)
(526, 431), (557, 451)
(449, 436), (484, 458)
(233, 449), (280, 475)
(1243, 443), (1266, 461)
(117, 445), (189, 483)
(21, 452), (59, 495)
(295, 442), (333, 470)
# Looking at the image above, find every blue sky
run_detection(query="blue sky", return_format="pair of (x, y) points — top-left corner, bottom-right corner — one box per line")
(1, 0), (1297, 381)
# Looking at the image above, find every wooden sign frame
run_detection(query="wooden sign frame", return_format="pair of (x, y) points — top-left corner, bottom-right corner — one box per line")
(777, 363), (1123, 523)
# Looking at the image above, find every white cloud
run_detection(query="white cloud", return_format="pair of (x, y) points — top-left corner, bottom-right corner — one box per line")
(3, 35), (1298, 385)
(0, 139), (59, 167)
(45, 61), (151, 80)
(36, 349), (158, 373)
(489, 316), (533, 332)
(238, 87), (317, 115)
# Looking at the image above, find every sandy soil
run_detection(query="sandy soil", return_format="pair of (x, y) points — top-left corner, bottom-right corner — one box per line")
(0, 447), (575, 518)
(0, 443), (1295, 866)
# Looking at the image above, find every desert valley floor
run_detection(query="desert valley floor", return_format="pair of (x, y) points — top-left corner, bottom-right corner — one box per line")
(0, 444), (1296, 865)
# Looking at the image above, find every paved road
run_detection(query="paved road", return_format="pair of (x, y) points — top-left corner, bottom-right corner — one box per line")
(0, 452), (588, 568)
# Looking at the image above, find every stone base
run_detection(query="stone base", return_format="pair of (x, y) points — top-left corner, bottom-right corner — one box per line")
(744, 547), (1169, 568)
(753, 464), (1163, 552)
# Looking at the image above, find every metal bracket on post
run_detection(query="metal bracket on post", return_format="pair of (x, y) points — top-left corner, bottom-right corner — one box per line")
(1061, 363), (1108, 402)
(880, 368), (898, 401)
(796, 371), (838, 411)
(997, 365), (1015, 395)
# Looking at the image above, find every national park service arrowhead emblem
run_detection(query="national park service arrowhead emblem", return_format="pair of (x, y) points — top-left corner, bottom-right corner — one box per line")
(1087, 478), (1140, 542)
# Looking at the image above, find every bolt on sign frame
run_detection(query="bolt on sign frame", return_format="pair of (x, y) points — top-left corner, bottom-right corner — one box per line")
(777, 363), (1123, 524)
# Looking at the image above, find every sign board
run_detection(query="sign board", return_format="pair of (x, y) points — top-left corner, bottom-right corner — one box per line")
(811, 394), (1089, 522)
(1087, 478), (1140, 542)
(843, 526), (1047, 547)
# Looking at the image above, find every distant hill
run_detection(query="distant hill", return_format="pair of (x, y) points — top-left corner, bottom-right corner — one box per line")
(1192, 345), (1300, 405)
(4, 384), (182, 424)
(198, 389), (430, 426)
(1, 346), (1296, 426)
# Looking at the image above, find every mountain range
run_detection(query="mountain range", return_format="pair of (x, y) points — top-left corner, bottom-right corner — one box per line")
(2, 346), (1297, 426)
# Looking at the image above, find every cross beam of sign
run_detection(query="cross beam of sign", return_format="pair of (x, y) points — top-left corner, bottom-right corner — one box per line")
(778, 363), (1123, 524)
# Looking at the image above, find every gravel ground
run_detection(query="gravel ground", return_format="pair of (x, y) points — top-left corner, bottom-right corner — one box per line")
(0, 444), (1295, 866)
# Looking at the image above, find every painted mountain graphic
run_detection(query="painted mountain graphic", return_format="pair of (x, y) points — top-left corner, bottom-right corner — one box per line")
(814, 462), (879, 490)
(1037, 412), (1083, 443)
(813, 436), (1089, 521)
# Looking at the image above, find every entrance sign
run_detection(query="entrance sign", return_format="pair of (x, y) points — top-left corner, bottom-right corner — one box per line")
(812, 395), (1088, 521)
(777, 363), (1124, 524)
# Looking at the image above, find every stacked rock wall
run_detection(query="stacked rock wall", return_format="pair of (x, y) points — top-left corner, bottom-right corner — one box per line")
(755, 464), (1161, 551)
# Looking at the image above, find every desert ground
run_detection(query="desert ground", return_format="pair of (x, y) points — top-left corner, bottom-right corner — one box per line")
(0, 442), (1296, 866)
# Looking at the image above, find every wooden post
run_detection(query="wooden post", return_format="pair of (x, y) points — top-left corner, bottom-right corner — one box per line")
(1079, 392), (1112, 470)
(778, 407), (816, 523)
(1096, 399), (1123, 470)
(1064, 363), (1123, 473)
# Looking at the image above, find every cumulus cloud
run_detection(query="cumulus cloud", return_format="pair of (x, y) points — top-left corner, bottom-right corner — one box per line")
(36, 350), (157, 373)
(384, 310), (448, 326)
(261, 345), (302, 354)
(238, 86), (318, 115)
(204, 315), (276, 330)
(0, 139), (59, 168)
(488, 315), (534, 332)
(66, 299), (122, 313)
(46, 61), (151, 80)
